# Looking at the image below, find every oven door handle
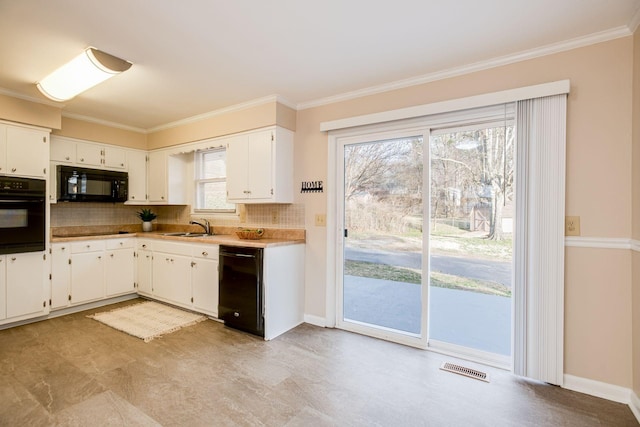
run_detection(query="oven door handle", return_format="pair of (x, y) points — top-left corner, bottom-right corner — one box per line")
(0, 199), (44, 203)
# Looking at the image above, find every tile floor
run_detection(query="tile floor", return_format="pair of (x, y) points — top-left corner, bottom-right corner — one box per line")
(0, 299), (637, 426)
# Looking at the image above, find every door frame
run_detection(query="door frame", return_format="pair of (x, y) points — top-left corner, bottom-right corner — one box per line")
(327, 105), (518, 354)
(334, 127), (430, 349)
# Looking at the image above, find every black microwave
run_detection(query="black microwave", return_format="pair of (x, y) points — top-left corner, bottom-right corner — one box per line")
(57, 165), (128, 203)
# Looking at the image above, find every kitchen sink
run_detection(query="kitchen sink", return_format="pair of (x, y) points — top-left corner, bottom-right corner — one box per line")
(161, 232), (209, 238)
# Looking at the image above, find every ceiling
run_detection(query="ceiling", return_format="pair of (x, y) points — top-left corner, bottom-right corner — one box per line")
(0, 1), (639, 131)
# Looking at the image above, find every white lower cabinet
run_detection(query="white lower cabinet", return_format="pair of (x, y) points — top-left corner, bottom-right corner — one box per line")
(51, 243), (71, 309)
(139, 240), (219, 316)
(105, 239), (135, 296)
(0, 257), (5, 320)
(136, 240), (153, 296)
(4, 252), (49, 321)
(50, 238), (136, 310)
(191, 245), (219, 317)
(70, 242), (105, 304)
(49, 238), (220, 318)
(152, 242), (192, 307)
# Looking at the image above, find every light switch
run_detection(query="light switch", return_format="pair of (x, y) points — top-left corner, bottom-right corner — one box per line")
(315, 214), (326, 227)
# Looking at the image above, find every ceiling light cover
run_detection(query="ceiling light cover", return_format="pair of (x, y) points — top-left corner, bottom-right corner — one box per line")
(36, 47), (132, 102)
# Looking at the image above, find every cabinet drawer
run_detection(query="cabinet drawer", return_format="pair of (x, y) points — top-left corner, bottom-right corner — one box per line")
(137, 240), (153, 251)
(192, 244), (219, 259)
(71, 240), (106, 254)
(51, 243), (71, 254)
(106, 238), (135, 250)
(153, 241), (192, 257)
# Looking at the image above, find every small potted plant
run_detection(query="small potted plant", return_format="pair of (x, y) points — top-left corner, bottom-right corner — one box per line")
(136, 208), (157, 232)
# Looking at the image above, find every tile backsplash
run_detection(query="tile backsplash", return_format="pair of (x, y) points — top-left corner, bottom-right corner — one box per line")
(50, 203), (305, 228)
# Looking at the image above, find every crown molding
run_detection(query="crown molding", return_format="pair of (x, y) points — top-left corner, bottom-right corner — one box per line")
(297, 26), (632, 110)
(0, 87), (64, 108)
(628, 5), (640, 33)
(146, 94), (296, 133)
(61, 112), (148, 134)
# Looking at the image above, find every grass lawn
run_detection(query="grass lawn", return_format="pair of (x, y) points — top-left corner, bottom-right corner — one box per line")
(344, 260), (511, 297)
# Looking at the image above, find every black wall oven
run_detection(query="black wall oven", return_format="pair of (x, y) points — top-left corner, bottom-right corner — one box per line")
(0, 176), (46, 255)
(57, 165), (128, 203)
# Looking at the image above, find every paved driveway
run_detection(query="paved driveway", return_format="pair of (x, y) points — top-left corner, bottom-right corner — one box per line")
(343, 275), (511, 356)
(345, 247), (512, 286)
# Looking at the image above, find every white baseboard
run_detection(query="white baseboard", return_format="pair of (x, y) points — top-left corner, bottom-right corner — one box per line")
(563, 374), (631, 404)
(630, 391), (640, 423)
(304, 314), (327, 327)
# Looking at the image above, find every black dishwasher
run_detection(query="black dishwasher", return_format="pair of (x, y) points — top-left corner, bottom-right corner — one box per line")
(218, 245), (264, 337)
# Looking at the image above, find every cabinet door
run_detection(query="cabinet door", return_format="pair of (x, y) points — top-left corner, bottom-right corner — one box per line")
(6, 252), (47, 319)
(152, 253), (191, 306)
(51, 244), (71, 309)
(147, 150), (167, 202)
(247, 130), (273, 200)
(127, 150), (147, 202)
(51, 138), (76, 163)
(0, 256), (6, 320)
(106, 248), (135, 296)
(137, 250), (153, 295)
(104, 146), (126, 169)
(71, 252), (105, 304)
(6, 126), (49, 178)
(191, 257), (218, 317)
(226, 135), (249, 200)
(0, 125), (7, 174)
(76, 143), (103, 167)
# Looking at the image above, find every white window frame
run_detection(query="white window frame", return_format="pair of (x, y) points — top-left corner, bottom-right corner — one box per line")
(193, 147), (236, 214)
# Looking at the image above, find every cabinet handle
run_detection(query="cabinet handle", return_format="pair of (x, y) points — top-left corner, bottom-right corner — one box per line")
(165, 257), (170, 261)
(11, 257), (16, 261)
(119, 242), (123, 246)
(161, 196), (165, 200)
(86, 245), (91, 249)
(61, 247), (65, 251)
(202, 251), (208, 256)
(98, 256), (102, 260)
(110, 254), (114, 258)
(191, 261), (196, 267)
(11, 168), (16, 172)
(80, 158), (84, 162)
(65, 156), (70, 160)
(121, 163), (124, 167)
(131, 196), (135, 199)
(142, 244), (147, 248)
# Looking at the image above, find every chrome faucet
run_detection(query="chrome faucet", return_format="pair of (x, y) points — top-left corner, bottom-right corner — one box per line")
(190, 218), (211, 235)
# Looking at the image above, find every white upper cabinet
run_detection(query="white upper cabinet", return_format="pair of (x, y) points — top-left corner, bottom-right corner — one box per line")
(0, 124), (49, 178)
(147, 150), (168, 203)
(76, 143), (103, 167)
(50, 137), (76, 163)
(147, 150), (187, 205)
(126, 149), (147, 203)
(104, 146), (126, 169)
(0, 126), (6, 175)
(52, 136), (127, 171)
(226, 127), (294, 203)
(77, 141), (127, 170)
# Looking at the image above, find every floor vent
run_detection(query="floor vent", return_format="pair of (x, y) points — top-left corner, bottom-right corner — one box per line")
(440, 362), (490, 382)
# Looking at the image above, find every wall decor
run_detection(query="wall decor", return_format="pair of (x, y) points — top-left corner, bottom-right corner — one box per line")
(301, 181), (323, 193)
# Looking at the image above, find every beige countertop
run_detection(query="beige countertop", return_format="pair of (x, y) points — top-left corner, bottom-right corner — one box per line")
(51, 226), (305, 248)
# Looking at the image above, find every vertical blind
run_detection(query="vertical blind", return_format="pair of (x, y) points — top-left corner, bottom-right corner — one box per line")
(513, 94), (567, 385)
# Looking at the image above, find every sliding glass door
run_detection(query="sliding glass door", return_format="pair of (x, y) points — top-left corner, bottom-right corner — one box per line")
(337, 130), (428, 347)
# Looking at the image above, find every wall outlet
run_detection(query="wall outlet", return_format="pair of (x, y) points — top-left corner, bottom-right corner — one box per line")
(565, 216), (581, 236)
(271, 211), (279, 224)
(315, 214), (326, 227)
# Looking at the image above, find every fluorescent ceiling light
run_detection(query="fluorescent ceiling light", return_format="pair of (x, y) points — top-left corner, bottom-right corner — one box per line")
(36, 47), (132, 102)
